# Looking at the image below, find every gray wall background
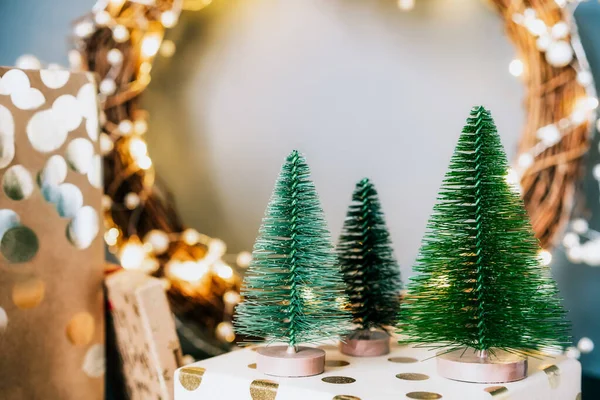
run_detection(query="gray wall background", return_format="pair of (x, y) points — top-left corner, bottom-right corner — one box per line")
(1, 0), (599, 377)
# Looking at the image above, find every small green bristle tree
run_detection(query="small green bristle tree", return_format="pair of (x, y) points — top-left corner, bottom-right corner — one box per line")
(401, 106), (570, 354)
(338, 178), (402, 335)
(234, 150), (351, 349)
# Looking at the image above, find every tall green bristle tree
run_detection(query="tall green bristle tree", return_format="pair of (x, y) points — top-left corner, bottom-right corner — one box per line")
(234, 150), (351, 349)
(401, 106), (570, 354)
(338, 178), (402, 335)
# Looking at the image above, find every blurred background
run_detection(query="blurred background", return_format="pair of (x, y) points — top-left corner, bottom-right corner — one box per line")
(0, 0), (599, 396)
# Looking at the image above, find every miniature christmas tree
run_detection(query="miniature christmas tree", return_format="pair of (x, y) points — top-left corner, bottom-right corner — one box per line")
(234, 150), (351, 376)
(337, 178), (402, 356)
(401, 106), (570, 382)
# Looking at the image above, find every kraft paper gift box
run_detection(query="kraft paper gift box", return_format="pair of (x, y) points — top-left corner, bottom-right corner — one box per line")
(175, 342), (581, 400)
(106, 269), (183, 400)
(0, 67), (104, 400)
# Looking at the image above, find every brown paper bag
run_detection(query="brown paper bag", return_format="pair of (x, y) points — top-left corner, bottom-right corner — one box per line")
(0, 67), (104, 400)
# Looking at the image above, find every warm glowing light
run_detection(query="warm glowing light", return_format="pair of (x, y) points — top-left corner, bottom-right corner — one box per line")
(397, 0), (415, 11)
(107, 48), (123, 65)
(144, 229), (170, 254)
(118, 120), (133, 135)
(141, 33), (162, 58)
(182, 228), (200, 245)
(74, 20), (95, 38)
(505, 168), (520, 187)
(104, 227), (119, 246)
(137, 156), (152, 170)
(128, 138), (148, 160)
(578, 337), (594, 354)
(109, 0), (126, 6)
(120, 241), (146, 270)
(100, 79), (117, 95)
(509, 59), (524, 77)
(124, 192), (140, 210)
(134, 119), (148, 135)
(538, 249), (552, 266)
(160, 10), (178, 28)
(100, 133), (114, 155)
(215, 321), (235, 342)
(168, 260), (209, 283)
(112, 25), (130, 43)
(577, 96), (599, 111)
(525, 18), (547, 36)
(209, 238), (227, 257)
(160, 40), (176, 58)
(517, 153), (534, 168)
(16, 55), (41, 70)
(223, 290), (241, 305)
(94, 10), (111, 26)
(236, 251), (252, 268)
(215, 263), (233, 280)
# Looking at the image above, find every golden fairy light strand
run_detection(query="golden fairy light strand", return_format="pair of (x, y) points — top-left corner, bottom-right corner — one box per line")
(71, 0), (244, 345)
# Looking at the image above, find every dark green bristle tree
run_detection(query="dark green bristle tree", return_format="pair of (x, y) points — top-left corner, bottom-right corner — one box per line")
(338, 178), (402, 335)
(401, 106), (570, 354)
(234, 150), (351, 350)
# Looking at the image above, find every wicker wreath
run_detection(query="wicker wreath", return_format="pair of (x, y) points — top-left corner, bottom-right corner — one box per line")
(70, 0), (595, 345)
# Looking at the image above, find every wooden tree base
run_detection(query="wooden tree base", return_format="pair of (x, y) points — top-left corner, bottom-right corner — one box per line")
(256, 346), (325, 377)
(437, 348), (527, 383)
(339, 331), (390, 357)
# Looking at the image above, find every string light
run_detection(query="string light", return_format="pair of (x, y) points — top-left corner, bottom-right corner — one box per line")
(397, 0), (415, 11)
(159, 40), (176, 58)
(538, 249), (552, 266)
(128, 137), (148, 160)
(99, 79), (117, 95)
(107, 49), (123, 65)
(94, 10), (112, 26)
(160, 11), (178, 28)
(167, 260), (209, 283)
(236, 251), (252, 268)
(215, 321), (235, 342)
(137, 156), (152, 170)
(141, 33), (162, 58)
(104, 227), (120, 246)
(74, 20), (95, 38)
(134, 119), (148, 135)
(182, 228), (200, 245)
(124, 192), (141, 210)
(112, 25), (130, 43)
(143, 230), (170, 254)
(509, 59), (524, 77)
(214, 262), (233, 280)
(120, 240), (146, 270)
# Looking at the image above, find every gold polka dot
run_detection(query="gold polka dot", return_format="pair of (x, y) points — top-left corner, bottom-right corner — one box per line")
(66, 312), (95, 345)
(250, 379), (279, 400)
(326, 360), (350, 367)
(484, 386), (509, 397)
(333, 396), (360, 400)
(542, 365), (560, 389)
(396, 373), (429, 381)
(248, 363), (256, 369)
(322, 376), (356, 384)
(406, 392), (442, 399)
(388, 356), (418, 363)
(12, 277), (45, 309)
(179, 366), (205, 391)
(576, 393), (581, 400)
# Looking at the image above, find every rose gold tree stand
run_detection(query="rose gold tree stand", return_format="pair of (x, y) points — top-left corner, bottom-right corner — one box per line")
(437, 348), (528, 383)
(257, 346), (325, 377)
(339, 330), (390, 357)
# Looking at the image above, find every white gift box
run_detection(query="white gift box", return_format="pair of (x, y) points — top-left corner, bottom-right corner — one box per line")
(174, 342), (581, 400)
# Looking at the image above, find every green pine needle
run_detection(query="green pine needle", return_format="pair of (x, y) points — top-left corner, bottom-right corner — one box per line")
(400, 106), (571, 354)
(338, 178), (402, 333)
(234, 150), (351, 347)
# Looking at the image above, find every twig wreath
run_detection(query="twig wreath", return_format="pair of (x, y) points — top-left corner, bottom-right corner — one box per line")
(67, 0), (596, 344)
